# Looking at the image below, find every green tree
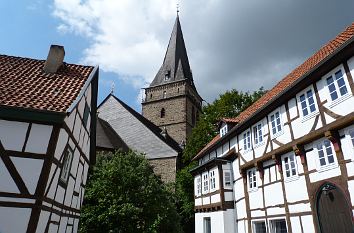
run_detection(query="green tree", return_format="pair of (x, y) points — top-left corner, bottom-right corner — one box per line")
(176, 88), (266, 233)
(79, 150), (182, 233)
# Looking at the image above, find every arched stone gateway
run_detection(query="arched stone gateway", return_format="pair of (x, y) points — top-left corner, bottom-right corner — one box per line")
(316, 182), (353, 233)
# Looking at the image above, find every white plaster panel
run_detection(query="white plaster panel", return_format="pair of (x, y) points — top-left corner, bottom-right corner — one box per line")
(75, 163), (83, 193)
(64, 109), (77, 131)
(249, 188), (263, 209)
(230, 136), (237, 149)
(0, 197), (35, 203)
(202, 196), (210, 205)
(46, 165), (60, 199)
(25, 124), (53, 154)
(54, 130), (68, 161)
(36, 210), (50, 233)
(51, 213), (60, 222)
(216, 146), (222, 157)
(68, 217), (74, 225)
(71, 195), (78, 209)
(73, 114), (82, 140)
(270, 166), (277, 182)
(71, 149), (80, 177)
(195, 211), (233, 233)
(48, 224), (59, 233)
(288, 98), (298, 120)
(0, 207), (31, 233)
(348, 180), (354, 206)
(309, 166), (341, 183)
(210, 193), (221, 203)
(59, 216), (68, 233)
(346, 161), (354, 177)
(264, 182), (283, 206)
(66, 226), (73, 233)
(83, 161), (89, 185)
(234, 179), (244, 201)
(290, 216), (302, 233)
(301, 215), (315, 233)
(86, 84), (92, 105)
(277, 125), (292, 144)
(224, 192), (234, 201)
(55, 185), (65, 204)
(78, 97), (86, 117)
(284, 177), (308, 203)
(79, 125), (86, 148)
(232, 160), (241, 181)
(264, 167), (270, 184)
(348, 55), (354, 73)
(237, 220), (247, 233)
(195, 197), (202, 206)
(11, 157), (43, 195)
(267, 206), (285, 216)
(0, 120), (28, 151)
(223, 209), (236, 233)
(222, 142), (229, 155)
(292, 113), (318, 140)
(251, 210), (265, 218)
(64, 177), (75, 206)
(288, 203), (311, 213)
(73, 219), (79, 233)
(242, 149), (253, 163)
(236, 199), (247, 219)
(0, 157), (20, 193)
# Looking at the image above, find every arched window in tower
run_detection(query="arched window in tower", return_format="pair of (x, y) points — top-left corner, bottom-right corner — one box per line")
(163, 91), (167, 99)
(165, 70), (171, 81)
(150, 93), (152, 99)
(192, 106), (195, 125)
(160, 108), (165, 118)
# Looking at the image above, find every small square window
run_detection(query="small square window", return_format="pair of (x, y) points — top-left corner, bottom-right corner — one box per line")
(269, 219), (287, 233)
(298, 88), (317, 118)
(243, 131), (251, 151)
(60, 147), (74, 184)
(224, 171), (232, 187)
(253, 221), (267, 233)
(282, 153), (298, 181)
(316, 139), (337, 170)
(220, 125), (228, 137)
(253, 123), (263, 145)
(209, 170), (216, 191)
(270, 111), (283, 137)
(326, 69), (348, 101)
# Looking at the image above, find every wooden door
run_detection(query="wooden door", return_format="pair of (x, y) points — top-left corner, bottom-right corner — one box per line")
(316, 183), (353, 233)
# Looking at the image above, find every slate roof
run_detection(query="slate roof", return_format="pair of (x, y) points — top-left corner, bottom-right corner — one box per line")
(193, 22), (354, 161)
(96, 118), (129, 152)
(97, 94), (181, 159)
(150, 16), (195, 88)
(0, 54), (94, 113)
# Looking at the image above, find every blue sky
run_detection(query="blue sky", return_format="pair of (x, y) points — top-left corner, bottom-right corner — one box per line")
(1, 0), (354, 112)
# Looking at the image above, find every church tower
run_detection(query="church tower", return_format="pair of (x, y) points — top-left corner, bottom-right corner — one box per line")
(142, 15), (203, 145)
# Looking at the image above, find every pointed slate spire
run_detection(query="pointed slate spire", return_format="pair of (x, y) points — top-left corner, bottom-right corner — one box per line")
(150, 16), (194, 87)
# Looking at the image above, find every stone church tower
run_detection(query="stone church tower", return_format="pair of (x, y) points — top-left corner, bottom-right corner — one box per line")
(142, 15), (203, 145)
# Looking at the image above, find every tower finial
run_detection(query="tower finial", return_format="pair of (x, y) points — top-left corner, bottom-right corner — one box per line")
(110, 81), (115, 94)
(176, 2), (179, 15)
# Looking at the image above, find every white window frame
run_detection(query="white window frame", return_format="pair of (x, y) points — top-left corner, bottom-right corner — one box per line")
(297, 86), (319, 122)
(248, 168), (258, 192)
(324, 66), (351, 107)
(60, 146), (74, 184)
(202, 172), (209, 194)
(195, 176), (201, 196)
(345, 127), (354, 162)
(252, 220), (267, 233)
(269, 109), (284, 138)
(209, 170), (216, 192)
(224, 170), (232, 188)
(203, 217), (211, 233)
(268, 218), (288, 233)
(315, 139), (338, 172)
(281, 153), (299, 182)
(220, 125), (228, 137)
(243, 130), (251, 151)
(252, 122), (264, 147)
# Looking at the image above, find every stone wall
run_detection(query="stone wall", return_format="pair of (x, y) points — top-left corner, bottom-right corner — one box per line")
(149, 157), (178, 183)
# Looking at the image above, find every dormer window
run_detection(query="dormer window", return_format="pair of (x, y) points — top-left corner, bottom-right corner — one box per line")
(220, 125), (228, 137)
(164, 70), (171, 81)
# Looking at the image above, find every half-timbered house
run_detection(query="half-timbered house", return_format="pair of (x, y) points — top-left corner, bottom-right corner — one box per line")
(0, 45), (98, 233)
(191, 23), (354, 233)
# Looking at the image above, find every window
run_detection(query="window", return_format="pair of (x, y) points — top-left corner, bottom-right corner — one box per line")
(299, 89), (317, 117)
(269, 219), (287, 233)
(253, 221), (267, 233)
(83, 103), (90, 128)
(350, 129), (354, 147)
(60, 147), (74, 184)
(282, 153), (298, 181)
(253, 123), (263, 145)
(224, 171), (231, 187)
(203, 173), (209, 193)
(164, 70), (171, 80)
(160, 108), (165, 118)
(326, 70), (348, 101)
(196, 177), (201, 196)
(210, 170), (216, 191)
(270, 111), (282, 136)
(163, 91), (167, 98)
(243, 131), (251, 151)
(203, 217), (211, 233)
(220, 125), (228, 137)
(316, 139), (336, 169)
(248, 168), (257, 191)
(150, 93), (152, 99)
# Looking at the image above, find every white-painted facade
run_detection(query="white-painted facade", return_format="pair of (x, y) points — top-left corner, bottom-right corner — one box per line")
(0, 70), (98, 232)
(192, 31), (354, 233)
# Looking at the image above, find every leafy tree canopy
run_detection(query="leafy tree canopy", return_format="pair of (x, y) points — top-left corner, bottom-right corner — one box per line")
(79, 150), (182, 233)
(183, 87), (266, 163)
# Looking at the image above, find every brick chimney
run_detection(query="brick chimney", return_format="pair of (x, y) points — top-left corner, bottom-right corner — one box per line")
(43, 45), (65, 73)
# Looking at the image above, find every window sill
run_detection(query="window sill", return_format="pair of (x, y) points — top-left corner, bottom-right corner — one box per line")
(328, 93), (352, 108)
(271, 130), (284, 139)
(253, 141), (265, 149)
(248, 187), (258, 193)
(301, 111), (319, 123)
(284, 175), (300, 183)
(317, 163), (338, 173)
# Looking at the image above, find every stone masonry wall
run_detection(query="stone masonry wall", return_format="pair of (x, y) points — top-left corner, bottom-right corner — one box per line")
(149, 157), (177, 183)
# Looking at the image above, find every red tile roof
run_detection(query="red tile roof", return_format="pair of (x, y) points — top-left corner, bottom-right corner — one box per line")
(0, 55), (94, 113)
(193, 22), (354, 161)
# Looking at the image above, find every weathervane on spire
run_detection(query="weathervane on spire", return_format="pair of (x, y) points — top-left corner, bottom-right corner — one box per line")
(110, 81), (115, 94)
(176, 2), (179, 15)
